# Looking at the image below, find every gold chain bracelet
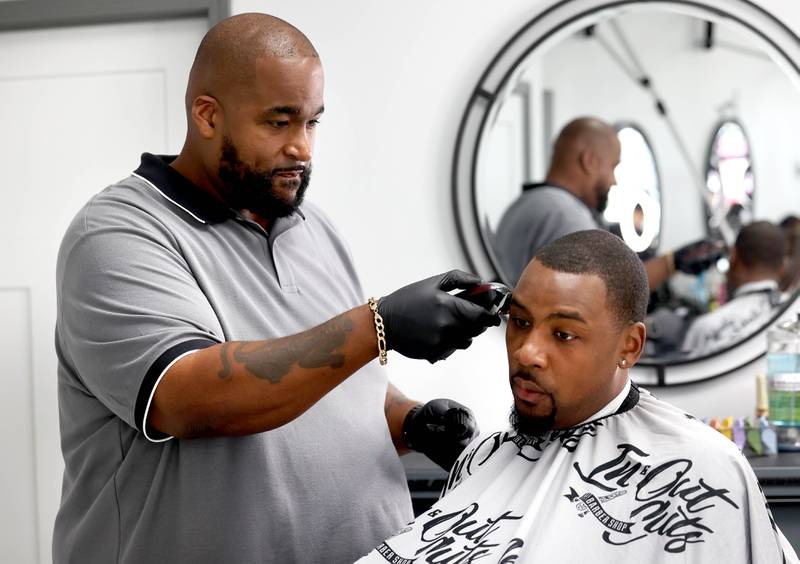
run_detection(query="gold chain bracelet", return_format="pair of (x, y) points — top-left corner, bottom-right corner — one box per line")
(367, 297), (388, 365)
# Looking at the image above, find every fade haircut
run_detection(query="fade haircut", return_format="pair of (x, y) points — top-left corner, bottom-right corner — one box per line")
(533, 229), (649, 327)
(736, 221), (786, 272)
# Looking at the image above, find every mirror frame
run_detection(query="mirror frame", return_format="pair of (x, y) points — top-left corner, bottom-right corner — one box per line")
(452, 0), (800, 386)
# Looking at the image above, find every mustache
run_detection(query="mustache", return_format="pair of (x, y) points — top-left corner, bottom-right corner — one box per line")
(511, 371), (550, 393)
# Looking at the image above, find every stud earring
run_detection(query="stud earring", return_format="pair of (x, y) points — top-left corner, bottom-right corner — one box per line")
(619, 359), (628, 368)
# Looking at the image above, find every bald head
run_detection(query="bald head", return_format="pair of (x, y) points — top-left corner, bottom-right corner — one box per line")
(171, 13), (325, 228)
(186, 13), (319, 111)
(546, 117), (620, 212)
(550, 117), (617, 168)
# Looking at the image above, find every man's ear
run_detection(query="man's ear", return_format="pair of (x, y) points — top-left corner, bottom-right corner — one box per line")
(728, 247), (740, 272)
(619, 321), (646, 367)
(191, 95), (220, 140)
(578, 149), (598, 176)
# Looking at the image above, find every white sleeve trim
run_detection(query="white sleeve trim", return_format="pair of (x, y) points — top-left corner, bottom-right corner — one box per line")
(142, 348), (205, 443)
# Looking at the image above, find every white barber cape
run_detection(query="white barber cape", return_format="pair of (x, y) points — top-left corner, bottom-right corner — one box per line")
(682, 280), (782, 357)
(358, 381), (798, 564)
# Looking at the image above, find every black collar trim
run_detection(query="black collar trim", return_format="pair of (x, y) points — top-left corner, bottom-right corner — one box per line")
(574, 381), (640, 428)
(133, 153), (235, 224)
(566, 382), (641, 430)
(522, 181), (572, 193)
(615, 382), (641, 415)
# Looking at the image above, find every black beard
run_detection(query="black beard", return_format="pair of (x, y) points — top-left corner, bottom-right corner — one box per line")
(509, 404), (556, 439)
(217, 136), (311, 220)
(596, 190), (609, 213)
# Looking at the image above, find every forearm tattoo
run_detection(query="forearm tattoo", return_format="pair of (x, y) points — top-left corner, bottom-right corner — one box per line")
(217, 317), (354, 383)
(218, 342), (234, 379)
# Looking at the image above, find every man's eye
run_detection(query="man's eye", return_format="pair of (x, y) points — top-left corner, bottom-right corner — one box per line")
(307, 119), (320, 128)
(268, 120), (289, 128)
(512, 317), (531, 329)
(555, 331), (575, 342)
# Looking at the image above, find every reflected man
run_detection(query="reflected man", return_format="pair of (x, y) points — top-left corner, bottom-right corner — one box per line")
(494, 117), (718, 289)
(495, 117), (618, 284)
(682, 221), (786, 356)
(358, 230), (795, 563)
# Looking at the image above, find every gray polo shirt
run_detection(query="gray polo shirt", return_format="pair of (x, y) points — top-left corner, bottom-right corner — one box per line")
(494, 183), (599, 284)
(53, 153), (412, 563)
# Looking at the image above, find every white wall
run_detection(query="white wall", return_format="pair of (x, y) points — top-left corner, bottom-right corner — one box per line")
(230, 0), (800, 428)
(0, 17), (207, 563)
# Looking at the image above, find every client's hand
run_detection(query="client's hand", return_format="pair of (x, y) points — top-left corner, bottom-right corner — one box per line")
(378, 270), (501, 363)
(402, 398), (479, 472)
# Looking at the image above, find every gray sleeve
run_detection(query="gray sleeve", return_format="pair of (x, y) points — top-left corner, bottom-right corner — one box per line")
(56, 200), (223, 436)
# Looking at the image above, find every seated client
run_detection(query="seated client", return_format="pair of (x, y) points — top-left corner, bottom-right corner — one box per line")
(358, 229), (796, 563)
(682, 220), (786, 357)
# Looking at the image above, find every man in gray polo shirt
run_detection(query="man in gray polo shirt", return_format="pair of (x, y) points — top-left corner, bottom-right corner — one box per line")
(53, 13), (499, 564)
(494, 117), (617, 285)
(493, 117), (721, 291)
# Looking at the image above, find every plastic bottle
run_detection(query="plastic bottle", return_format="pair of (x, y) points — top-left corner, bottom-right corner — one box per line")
(766, 314), (800, 450)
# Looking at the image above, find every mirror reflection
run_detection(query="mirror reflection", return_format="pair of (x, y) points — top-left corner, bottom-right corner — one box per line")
(705, 120), (755, 234)
(477, 6), (800, 362)
(606, 124), (661, 255)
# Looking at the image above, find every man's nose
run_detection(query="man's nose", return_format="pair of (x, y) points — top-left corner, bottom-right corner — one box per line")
(515, 332), (548, 369)
(284, 128), (312, 162)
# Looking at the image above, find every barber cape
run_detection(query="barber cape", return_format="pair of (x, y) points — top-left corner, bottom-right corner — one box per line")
(682, 280), (783, 356)
(358, 382), (798, 563)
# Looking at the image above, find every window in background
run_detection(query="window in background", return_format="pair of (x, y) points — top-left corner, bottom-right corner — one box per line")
(705, 120), (755, 237)
(603, 124), (662, 255)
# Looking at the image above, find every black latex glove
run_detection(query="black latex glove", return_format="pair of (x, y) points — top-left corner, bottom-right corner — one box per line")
(673, 239), (724, 275)
(402, 398), (478, 472)
(378, 270), (501, 363)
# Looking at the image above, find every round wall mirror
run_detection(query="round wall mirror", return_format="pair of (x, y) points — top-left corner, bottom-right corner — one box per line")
(453, 0), (800, 385)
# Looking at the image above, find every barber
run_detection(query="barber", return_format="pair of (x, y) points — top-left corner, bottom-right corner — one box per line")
(52, 13), (498, 564)
(494, 116), (721, 288)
